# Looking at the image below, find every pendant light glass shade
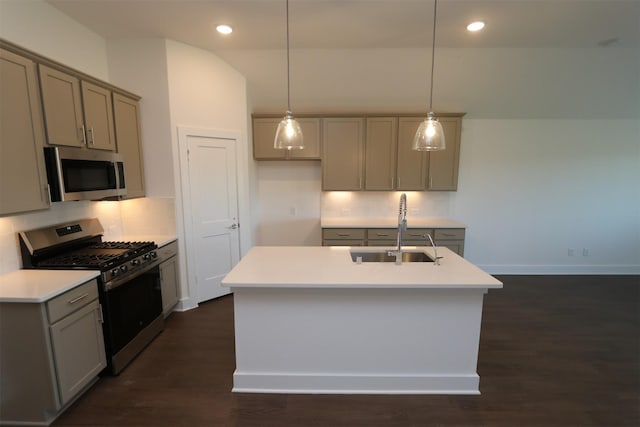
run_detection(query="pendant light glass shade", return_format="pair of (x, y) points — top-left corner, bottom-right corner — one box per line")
(413, 0), (445, 152)
(274, 110), (304, 149)
(412, 113), (445, 151)
(274, 0), (303, 150)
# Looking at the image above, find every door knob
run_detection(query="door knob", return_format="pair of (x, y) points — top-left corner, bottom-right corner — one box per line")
(228, 223), (238, 229)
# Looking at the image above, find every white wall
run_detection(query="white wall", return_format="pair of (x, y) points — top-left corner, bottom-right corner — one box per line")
(451, 119), (639, 274)
(163, 40), (251, 309)
(107, 39), (175, 198)
(0, 0), (109, 80)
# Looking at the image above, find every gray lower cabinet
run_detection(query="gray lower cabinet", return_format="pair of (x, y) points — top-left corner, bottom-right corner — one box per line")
(158, 241), (180, 317)
(322, 228), (366, 246)
(0, 279), (106, 426)
(322, 227), (465, 256)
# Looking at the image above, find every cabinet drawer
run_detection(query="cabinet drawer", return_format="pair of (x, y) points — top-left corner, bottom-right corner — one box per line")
(47, 279), (98, 324)
(322, 228), (366, 240)
(434, 228), (465, 240)
(157, 240), (178, 259)
(323, 239), (365, 246)
(366, 228), (397, 240)
(402, 228), (434, 240)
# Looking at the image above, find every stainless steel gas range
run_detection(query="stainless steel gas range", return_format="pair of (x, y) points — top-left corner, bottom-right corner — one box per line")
(19, 218), (164, 375)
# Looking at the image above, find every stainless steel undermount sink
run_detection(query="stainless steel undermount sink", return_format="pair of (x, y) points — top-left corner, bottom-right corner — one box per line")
(350, 251), (434, 263)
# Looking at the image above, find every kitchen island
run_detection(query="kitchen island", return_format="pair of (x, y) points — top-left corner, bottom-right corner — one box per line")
(222, 246), (502, 395)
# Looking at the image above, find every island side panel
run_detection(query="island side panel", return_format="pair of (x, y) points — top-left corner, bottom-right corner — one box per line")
(231, 287), (487, 394)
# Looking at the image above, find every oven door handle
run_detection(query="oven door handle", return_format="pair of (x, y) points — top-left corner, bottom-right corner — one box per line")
(103, 258), (162, 291)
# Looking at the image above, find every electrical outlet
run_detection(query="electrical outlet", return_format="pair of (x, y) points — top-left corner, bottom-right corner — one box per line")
(289, 207), (297, 216)
(582, 248), (589, 256)
(568, 248), (575, 256)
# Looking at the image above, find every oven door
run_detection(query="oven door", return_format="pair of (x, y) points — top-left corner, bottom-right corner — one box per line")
(101, 264), (164, 374)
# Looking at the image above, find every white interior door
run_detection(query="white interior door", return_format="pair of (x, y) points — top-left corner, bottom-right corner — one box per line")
(185, 134), (240, 303)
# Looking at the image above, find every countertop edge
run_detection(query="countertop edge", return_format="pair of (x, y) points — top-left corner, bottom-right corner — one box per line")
(0, 270), (100, 303)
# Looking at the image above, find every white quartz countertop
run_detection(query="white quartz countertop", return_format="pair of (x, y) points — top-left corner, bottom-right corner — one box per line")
(222, 246), (502, 289)
(0, 270), (100, 303)
(117, 234), (177, 247)
(321, 217), (466, 228)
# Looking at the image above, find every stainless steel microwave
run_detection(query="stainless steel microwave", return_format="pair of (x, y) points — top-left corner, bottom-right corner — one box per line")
(44, 147), (126, 202)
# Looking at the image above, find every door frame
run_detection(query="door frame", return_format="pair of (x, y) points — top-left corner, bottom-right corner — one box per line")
(175, 126), (250, 310)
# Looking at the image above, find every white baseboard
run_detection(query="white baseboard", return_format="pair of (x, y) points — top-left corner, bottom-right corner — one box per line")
(232, 372), (480, 395)
(478, 264), (640, 275)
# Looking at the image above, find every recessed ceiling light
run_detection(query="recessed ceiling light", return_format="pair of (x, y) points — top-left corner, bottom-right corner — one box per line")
(216, 24), (233, 35)
(466, 21), (485, 32)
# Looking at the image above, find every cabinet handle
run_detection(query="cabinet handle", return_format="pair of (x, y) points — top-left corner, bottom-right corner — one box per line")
(98, 303), (104, 323)
(337, 233), (351, 237)
(397, 178), (401, 188)
(88, 127), (95, 145)
(441, 233), (455, 237)
(44, 184), (51, 205)
(377, 233), (389, 237)
(429, 177), (433, 189)
(391, 177), (394, 188)
(68, 293), (89, 305)
(80, 125), (87, 145)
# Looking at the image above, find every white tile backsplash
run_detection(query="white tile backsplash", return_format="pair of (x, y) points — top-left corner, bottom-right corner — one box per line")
(0, 197), (176, 275)
(321, 191), (452, 220)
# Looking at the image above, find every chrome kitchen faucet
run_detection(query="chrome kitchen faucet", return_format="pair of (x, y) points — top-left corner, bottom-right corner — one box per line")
(388, 193), (408, 265)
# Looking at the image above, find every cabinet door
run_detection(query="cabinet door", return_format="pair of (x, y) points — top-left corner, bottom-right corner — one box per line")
(253, 117), (321, 160)
(160, 256), (180, 316)
(397, 118), (428, 190)
(0, 49), (50, 215)
(322, 118), (365, 190)
(428, 117), (462, 191)
(81, 81), (116, 151)
(49, 299), (106, 405)
(38, 64), (85, 147)
(365, 117), (397, 190)
(113, 94), (145, 198)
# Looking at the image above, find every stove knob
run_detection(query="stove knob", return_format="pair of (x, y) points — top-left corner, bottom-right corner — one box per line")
(150, 251), (157, 259)
(131, 259), (140, 266)
(142, 253), (150, 261)
(111, 268), (120, 277)
(120, 265), (128, 273)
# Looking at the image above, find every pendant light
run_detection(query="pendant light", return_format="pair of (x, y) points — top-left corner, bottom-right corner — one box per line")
(413, 0), (445, 151)
(274, 0), (304, 150)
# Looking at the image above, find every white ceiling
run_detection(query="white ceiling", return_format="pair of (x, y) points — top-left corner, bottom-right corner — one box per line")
(47, 0), (640, 51)
(44, 0), (640, 118)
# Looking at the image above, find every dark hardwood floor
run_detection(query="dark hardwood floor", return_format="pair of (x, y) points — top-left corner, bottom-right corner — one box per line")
(53, 275), (640, 427)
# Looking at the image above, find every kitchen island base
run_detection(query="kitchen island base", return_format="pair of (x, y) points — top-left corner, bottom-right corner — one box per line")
(232, 287), (487, 395)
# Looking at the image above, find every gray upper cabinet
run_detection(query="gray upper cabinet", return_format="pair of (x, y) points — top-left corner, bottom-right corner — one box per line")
(397, 117), (429, 190)
(39, 64), (116, 151)
(397, 116), (463, 191)
(81, 81), (116, 151)
(322, 117), (365, 191)
(38, 64), (86, 148)
(113, 93), (145, 198)
(364, 117), (397, 190)
(253, 116), (321, 160)
(0, 48), (50, 215)
(428, 117), (462, 191)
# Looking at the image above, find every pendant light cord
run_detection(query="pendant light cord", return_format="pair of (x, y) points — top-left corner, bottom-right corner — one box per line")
(429, 0), (438, 112)
(286, 0), (291, 112)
